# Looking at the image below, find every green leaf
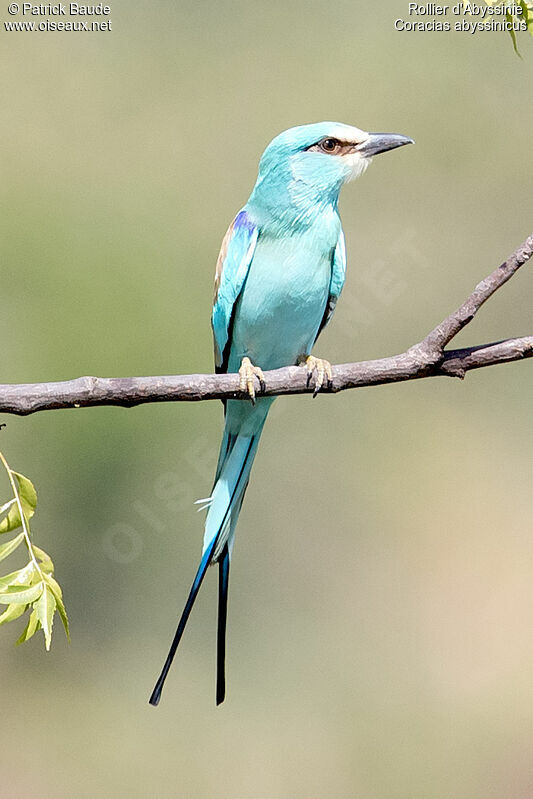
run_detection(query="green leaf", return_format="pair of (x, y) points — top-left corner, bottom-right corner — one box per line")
(0, 472), (37, 534)
(16, 608), (40, 644)
(35, 586), (56, 650)
(0, 532), (25, 563)
(0, 498), (16, 515)
(44, 573), (69, 639)
(525, 1), (533, 32)
(0, 582), (43, 605)
(506, 9), (521, 56)
(0, 505), (21, 535)
(0, 602), (27, 627)
(0, 563), (35, 589)
(517, 0), (533, 33)
(32, 544), (54, 574)
(13, 472), (37, 515)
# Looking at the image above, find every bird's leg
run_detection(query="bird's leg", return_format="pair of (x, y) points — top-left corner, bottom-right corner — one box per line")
(300, 354), (333, 398)
(238, 356), (266, 404)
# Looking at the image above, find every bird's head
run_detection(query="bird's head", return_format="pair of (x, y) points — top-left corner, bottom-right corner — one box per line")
(249, 122), (413, 222)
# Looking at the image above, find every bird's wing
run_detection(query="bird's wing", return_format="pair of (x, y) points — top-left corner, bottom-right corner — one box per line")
(316, 229), (346, 340)
(212, 209), (259, 373)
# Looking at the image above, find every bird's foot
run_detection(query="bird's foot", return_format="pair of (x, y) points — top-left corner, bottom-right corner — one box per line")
(238, 356), (266, 404)
(303, 355), (333, 398)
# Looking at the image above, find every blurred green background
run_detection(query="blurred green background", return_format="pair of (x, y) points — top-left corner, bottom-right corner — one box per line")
(2, 2), (533, 797)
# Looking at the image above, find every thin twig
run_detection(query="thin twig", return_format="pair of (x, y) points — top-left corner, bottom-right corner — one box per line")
(0, 234), (532, 417)
(416, 233), (533, 358)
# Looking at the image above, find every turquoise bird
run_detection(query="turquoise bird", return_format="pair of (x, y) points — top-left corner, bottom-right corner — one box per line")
(149, 122), (413, 706)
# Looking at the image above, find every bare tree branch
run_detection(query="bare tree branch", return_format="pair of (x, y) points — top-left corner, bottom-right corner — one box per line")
(1, 234), (532, 417)
(415, 233), (533, 359)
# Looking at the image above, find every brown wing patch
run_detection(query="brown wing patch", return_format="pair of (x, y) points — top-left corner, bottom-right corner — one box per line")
(213, 219), (236, 305)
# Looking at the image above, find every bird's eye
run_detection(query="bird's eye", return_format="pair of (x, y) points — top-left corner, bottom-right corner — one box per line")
(319, 138), (341, 154)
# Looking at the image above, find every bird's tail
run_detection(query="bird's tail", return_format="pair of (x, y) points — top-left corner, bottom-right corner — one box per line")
(149, 401), (270, 707)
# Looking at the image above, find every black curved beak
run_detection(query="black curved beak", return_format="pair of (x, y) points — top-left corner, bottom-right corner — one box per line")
(356, 133), (414, 157)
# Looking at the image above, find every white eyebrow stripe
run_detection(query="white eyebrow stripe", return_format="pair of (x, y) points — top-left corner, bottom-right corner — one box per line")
(330, 124), (369, 144)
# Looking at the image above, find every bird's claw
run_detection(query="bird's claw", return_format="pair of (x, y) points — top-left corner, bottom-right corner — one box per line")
(304, 355), (333, 398)
(239, 357), (266, 404)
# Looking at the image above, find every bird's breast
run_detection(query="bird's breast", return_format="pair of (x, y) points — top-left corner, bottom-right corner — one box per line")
(228, 227), (337, 372)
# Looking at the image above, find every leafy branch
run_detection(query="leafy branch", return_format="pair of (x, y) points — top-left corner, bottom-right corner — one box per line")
(484, 0), (533, 52)
(0, 452), (69, 649)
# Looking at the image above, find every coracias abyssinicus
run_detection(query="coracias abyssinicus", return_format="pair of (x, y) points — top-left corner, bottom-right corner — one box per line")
(150, 121), (413, 706)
